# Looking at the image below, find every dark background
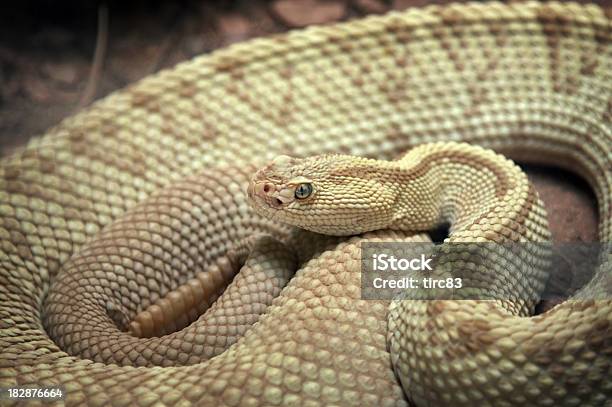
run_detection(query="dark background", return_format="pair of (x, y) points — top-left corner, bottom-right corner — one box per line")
(0, 0), (603, 247)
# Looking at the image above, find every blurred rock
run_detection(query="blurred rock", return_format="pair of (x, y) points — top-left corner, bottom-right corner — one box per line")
(22, 75), (51, 103)
(354, 0), (388, 13)
(109, 43), (161, 83)
(218, 13), (251, 40)
(270, 0), (346, 27)
(42, 62), (79, 85)
(393, 0), (439, 10)
(183, 35), (207, 56)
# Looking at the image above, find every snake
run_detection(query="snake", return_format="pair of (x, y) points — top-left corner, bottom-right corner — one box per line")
(0, 1), (610, 406)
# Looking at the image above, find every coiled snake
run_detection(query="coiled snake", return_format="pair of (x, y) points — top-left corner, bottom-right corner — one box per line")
(0, 2), (610, 406)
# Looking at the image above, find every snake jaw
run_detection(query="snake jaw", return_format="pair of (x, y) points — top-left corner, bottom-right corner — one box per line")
(248, 179), (309, 210)
(248, 157), (316, 215)
(248, 181), (284, 209)
(247, 175), (298, 213)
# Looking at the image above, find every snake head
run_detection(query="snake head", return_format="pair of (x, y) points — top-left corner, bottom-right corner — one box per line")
(247, 155), (313, 209)
(247, 154), (397, 236)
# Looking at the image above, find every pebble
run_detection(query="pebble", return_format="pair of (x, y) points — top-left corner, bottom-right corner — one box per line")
(218, 13), (253, 43)
(354, 0), (388, 14)
(270, 0), (346, 27)
(42, 62), (79, 85)
(393, 0), (436, 10)
(23, 75), (51, 102)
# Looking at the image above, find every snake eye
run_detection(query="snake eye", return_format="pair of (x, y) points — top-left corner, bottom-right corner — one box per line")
(294, 183), (313, 199)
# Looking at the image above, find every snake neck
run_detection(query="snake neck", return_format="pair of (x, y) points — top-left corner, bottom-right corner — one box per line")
(385, 143), (530, 239)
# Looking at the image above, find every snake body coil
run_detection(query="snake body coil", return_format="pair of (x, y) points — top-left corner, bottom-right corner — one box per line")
(0, 2), (610, 406)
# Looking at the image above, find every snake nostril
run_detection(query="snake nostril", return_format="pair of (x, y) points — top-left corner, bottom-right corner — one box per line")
(263, 184), (271, 193)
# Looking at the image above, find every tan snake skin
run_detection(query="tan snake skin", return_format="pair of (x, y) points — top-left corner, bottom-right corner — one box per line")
(1, 2), (611, 406)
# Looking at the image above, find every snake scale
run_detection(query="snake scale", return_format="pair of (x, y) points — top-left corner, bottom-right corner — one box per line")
(0, 1), (611, 406)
